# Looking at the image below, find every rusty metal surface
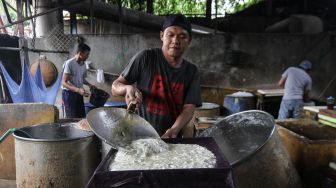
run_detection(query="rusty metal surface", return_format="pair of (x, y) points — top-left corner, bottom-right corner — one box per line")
(0, 103), (58, 180)
(14, 124), (100, 188)
(276, 121), (336, 188)
(276, 125), (306, 168)
(276, 119), (336, 140)
(15, 138), (100, 188)
(233, 131), (301, 188)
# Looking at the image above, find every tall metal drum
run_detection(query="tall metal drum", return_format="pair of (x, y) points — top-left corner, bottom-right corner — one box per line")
(13, 123), (100, 188)
(198, 110), (301, 188)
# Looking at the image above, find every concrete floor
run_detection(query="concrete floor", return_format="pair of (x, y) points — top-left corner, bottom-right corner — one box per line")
(0, 179), (16, 188)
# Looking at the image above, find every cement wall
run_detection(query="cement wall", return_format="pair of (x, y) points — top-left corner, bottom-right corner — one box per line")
(27, 32), (336, 109)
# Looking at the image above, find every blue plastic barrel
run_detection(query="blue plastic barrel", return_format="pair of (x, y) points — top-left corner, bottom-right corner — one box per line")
(84, 101), (127, 115)
(223, 94), (256, 115)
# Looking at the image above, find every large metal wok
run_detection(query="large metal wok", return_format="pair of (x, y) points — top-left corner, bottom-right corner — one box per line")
(198, 110), (275, 166)
(86, 107), (160, 149)
(198, 110), (301, 188)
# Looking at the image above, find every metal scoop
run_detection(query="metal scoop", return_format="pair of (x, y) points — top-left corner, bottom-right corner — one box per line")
(86, 106), (160, 149)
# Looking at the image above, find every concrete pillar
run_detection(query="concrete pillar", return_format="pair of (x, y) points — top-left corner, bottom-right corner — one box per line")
(35, 0), (63, 38)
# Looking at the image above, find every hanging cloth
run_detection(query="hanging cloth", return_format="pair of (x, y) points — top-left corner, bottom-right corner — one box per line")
(97, 69), (105, 84)
(0, 60), (64, 105)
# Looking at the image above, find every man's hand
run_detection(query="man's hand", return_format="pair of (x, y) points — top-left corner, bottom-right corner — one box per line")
(125, 86), (142, 110)
(78, 88), (89, 97)
(112, 76), (141, 109)
(161, 128), (179, 138)
(89, 85), (97, 90)
(161, 104), (196, 139)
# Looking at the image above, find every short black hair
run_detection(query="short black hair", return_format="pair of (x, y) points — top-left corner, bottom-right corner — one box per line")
(77, 43), (90, 53)
(162, 14), (191, 36)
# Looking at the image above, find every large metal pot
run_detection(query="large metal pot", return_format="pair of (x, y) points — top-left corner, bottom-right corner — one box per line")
(198, 110), (301, 188)
(13, 123), (100, 188)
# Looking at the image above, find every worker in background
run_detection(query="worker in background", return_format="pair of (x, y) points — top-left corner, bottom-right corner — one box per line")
(111, 13), (202, 138)
(62, 43), (96, 118)
(277, 60), (312, 119)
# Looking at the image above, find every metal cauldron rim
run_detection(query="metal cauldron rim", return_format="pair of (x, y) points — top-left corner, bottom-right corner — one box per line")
(204, 110), (275, 167)
(13, 122), (95, 142)
(225, 110), (275, 167)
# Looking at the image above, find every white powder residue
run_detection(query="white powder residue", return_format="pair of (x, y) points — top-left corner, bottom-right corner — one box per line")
(110, 138), (216, 171)
(231, 91), (254, 97)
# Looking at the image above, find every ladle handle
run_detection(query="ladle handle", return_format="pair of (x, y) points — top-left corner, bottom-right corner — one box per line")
(0, 128), (16, 144)
(127, 101), (137, 114)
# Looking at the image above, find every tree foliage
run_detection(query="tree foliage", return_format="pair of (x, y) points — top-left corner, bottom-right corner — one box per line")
(0, 0), (18, 22)
(106, 0), (261, 17)
(154, 0), (206, 16)
(225, 0), (261, 14)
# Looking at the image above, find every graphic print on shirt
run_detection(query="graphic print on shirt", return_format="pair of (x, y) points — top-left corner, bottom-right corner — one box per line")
(146, 75), (184, 118)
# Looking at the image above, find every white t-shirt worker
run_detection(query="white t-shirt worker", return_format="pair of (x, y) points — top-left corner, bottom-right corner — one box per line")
(278, 60), (312, 119)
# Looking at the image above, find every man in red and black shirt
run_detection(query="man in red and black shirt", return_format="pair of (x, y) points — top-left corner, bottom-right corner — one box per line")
(112, 14), (202, 138)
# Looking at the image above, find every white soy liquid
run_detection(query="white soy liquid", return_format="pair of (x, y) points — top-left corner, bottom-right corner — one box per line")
(110, 138), (216, 171)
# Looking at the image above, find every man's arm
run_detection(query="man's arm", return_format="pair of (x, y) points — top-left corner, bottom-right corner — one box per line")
(62, 73), (80, 92)
(278, 77), (286, 88)
(111, 76), (130, 96)
(111, 76), (142, 107)
(62, 73), (88, 96)
(303, 90), (310, 102)
(161, 104), (196, 138)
